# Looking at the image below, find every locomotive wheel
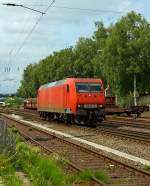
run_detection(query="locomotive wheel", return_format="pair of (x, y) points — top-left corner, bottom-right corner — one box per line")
(42, 112), (46, 120)
(48, 113), (54, 120)
(63, 114), (72, 124)
(44, 112), (49, 120)
(75, 115), (84, 125)
(55, 113), (60, 121)
(137, 112), (141, 117)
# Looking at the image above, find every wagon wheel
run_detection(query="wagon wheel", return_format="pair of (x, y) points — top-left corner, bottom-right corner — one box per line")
(126, 112), (131, 117)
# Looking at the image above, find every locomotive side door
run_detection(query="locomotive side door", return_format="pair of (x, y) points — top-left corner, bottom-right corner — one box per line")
(63, 84), (70, 113)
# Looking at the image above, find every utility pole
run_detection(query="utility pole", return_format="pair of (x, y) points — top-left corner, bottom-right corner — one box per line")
(133, 73), (137, 106)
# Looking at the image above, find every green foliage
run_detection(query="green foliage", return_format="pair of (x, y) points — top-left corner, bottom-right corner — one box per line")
(71, 169), (109, 183)
(18, 11), (150, 98)
(78, 169), (93, 181)
(15, 143), (69, 186)
(15, 142), (110, 185)
(0, 125), (110, 186)
(5, 97), (22, 109)
(144, 165), (150, 172)
(118, 94), (134, 107)
(95, 170), (109, 182)
(0, 155), (23, 186)
(137, 98), (150, 106)
(3, 175), (22, 186)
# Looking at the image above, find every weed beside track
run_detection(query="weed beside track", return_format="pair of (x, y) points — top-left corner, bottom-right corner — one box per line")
(0, 119), (107, 186)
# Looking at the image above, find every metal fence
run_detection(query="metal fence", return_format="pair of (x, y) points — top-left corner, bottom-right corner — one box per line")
(0, 119), (16, 155)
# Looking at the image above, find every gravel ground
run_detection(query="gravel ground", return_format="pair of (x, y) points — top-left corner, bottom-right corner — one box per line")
(36, 121), (150, 166)
(143, 111), (150, 117)
(11, 114), (150, 169)
(117, 126), (150, 133)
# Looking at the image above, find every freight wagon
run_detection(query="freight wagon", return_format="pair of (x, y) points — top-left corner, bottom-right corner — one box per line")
(105, 96), (149, 117)
(23, 98), (37, 110)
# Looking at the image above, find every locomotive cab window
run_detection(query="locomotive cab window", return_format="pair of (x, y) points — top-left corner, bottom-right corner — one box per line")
(90, 83), (101, 92)
(76, 82), (101, 92)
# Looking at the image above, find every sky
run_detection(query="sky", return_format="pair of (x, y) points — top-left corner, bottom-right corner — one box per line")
(0, 0), (149, 94)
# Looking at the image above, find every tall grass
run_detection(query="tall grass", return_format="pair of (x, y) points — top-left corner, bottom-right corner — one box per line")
(0, 155), (23, 186)
(95, 170), (109, 182)
(15, 142), (110, 185)
(1, 126), (110, 186)
(16, 143), (70, 186)
(3, 175), (22, 186)
(144, 165), (150, 172)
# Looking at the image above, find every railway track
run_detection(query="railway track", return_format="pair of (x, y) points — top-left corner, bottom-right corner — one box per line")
(106, 117), (150, 130)
(97, 125), (150, 144)
(1, 108), (150, 127)
(2, 114), (150, 186)
(12, 109), (150, 130)
(0, 108), (150, 144)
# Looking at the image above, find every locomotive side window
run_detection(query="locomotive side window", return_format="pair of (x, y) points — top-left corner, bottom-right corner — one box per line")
(76, 83), (101, 92)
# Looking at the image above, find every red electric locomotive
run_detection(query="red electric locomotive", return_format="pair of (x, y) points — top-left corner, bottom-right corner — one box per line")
(37, 78), (105, 126)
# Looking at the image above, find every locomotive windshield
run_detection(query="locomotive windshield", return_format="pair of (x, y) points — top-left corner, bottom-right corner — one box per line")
(76, 82), (101, 92)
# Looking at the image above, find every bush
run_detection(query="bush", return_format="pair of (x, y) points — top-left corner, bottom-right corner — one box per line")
(118, 94), (134, 107)
(5, 97), (23, 109)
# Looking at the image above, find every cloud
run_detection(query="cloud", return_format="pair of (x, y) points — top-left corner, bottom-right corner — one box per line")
(0, 0), (149, 94)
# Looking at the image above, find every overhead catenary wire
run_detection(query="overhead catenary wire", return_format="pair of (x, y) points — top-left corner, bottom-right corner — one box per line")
(22, 3), (150, 16)
(53, 5), (123, 14)
(106, 0), (140, 25)
(11, 0), (55, 59)
(4, 11), (32, 80)
(2, 3), (45, 15)
(18, 4), (126, 14)
(1, 0), (55, 92)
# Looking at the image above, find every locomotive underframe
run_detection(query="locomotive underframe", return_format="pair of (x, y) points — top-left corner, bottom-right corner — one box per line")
(39, 107), (105, 127)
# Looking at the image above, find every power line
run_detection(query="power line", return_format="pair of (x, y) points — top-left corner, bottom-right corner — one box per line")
(55, 4), (150, 16)
(11, 0), (55, 59)
(53, 5), (123, 14)
(107, 0), (140, 24)
(2, 3), (45, 15)
(5, 8), (36, 78)
(20, 4), (124, 14)
(9, 11), (32, 60)
(23, 3), (150, 16)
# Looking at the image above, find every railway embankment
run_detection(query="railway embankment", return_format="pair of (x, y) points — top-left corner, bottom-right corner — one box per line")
(2, 114), (150, 186)
(0, 118), (108, 186)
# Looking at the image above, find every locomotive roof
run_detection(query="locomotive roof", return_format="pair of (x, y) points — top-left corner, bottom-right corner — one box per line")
(39, 78), (102, 89)
(40, 79), (67, 89)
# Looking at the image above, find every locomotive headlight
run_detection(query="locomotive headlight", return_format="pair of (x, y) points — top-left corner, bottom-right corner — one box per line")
(78, 104), (83, 108)
(78, 104), (81, 108)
